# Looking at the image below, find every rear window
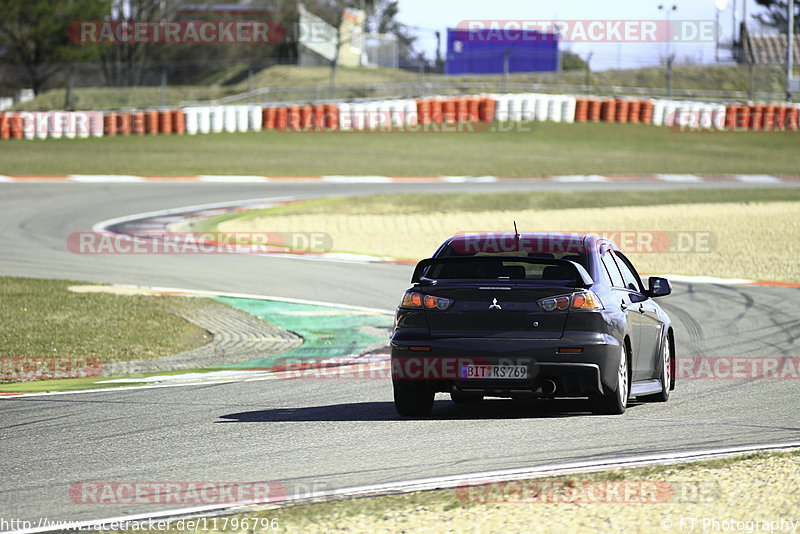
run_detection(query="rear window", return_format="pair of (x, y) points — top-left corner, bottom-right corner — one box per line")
(424, 257), (585, 282)
(435, 243), (590, 274)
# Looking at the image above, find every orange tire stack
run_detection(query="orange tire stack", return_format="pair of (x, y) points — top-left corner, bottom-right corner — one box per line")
(627, 100), (641, 124)
(0, 113), (9, 140)
(275, 107), (288, 131)
(116, 112), (131, 136)
(312, 105), (325, 131)
(776, 104), (787, 131)
(786, 107), (800, 130)
(478, 98), (495, 122)
(639, 101), (654, 124)
(443, 99), (456, 124)
(750, 105), (763, 130)
(725, 105), (738, 130)
(288, 105), (301, 132)
(10, 114), (23, 139)
(171, 109), (185, 135)
(103, 112), (117, 137)
(455, 97), (469, 122)
(144, 110), (159, 134)
(468, 97), (481, 122)
(131, 111), (145, 135)
(614, 99), (629, 124)
(158, 110), (172, 134)
(574, 98), (588, 122)
(325, 104), (338, 131)
(431, 99), (443, 125)
(298, 105), (312, 131)
(262, 107), (276, 130)
(736, 106), (750, 130)
(601, 99), (616, 122)
(762, 105), (775, 131)
(587, 99), (602, 122)
(417, 99), (431, 125)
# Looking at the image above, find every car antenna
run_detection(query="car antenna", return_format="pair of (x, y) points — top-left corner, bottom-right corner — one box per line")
(513, 221), (520, 243)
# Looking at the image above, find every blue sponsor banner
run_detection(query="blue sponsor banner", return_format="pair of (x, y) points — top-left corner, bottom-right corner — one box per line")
(446, 28), (559, 75)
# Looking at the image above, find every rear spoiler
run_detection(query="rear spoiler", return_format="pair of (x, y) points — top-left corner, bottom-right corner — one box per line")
(411, 256), (595, 288)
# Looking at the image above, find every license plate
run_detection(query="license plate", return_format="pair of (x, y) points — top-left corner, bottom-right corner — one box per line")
(461, 364), (528, 380)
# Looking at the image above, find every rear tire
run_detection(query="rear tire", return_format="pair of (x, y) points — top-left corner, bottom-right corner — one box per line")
(591, 343), (630, 415)
(393, 382), (434, 417)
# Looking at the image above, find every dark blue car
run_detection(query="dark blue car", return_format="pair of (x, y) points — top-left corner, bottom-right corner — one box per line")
(390, 232), (675, 416)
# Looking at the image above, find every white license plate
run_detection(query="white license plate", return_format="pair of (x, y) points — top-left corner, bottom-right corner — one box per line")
(461, 364), (528, 380)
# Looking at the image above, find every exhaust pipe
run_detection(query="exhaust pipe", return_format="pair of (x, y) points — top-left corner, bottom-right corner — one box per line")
(541, 379), (557, 396)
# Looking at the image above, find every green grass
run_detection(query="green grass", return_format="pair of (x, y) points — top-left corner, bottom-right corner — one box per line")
(17, 66), (422, 111)
(15, 63), (793, 111)
(194, 189), (800, 229)
(0, 277), (210, 383)
(163, 449), (800, 533)
(1, 122), (799, 176)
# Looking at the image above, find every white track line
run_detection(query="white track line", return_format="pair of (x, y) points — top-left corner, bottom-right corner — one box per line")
(656, 174), (704, 182)
(68, 175), (144, 182)
(441, 176), (499, 183)
(90, 196), (298, 233)
(321, 175), (393, 183)
(197, 175), (270, 182)
(5, 441), (800, 534)
(734, 174), (782, 183)
(551, 175), (610, 182)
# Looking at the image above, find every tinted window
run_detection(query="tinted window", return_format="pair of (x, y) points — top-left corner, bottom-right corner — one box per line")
(436, 245), (590, 271)
(426, 259), (579, 282)
(602, 252), (625, 288)
(614, 251), (644, 292)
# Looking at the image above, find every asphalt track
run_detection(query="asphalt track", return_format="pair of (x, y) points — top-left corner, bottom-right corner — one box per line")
(1, 180), (800, 525)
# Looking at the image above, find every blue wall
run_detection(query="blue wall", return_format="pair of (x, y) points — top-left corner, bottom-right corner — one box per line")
(446, 28), (559, 75)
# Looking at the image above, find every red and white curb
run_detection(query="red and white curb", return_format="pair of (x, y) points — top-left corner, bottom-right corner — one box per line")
(1, 174), (800, 183)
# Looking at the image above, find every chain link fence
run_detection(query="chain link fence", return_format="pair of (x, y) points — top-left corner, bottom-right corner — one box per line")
(1, 61), (795, 112)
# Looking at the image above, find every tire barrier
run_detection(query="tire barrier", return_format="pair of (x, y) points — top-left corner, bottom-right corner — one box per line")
(3, 98), (799, 141)
(144, 110), (159, 135)
(117, 112), (131, 136)
(172, 109), (185, 135)
(158, 110), (172, 135)
(131, 111), (146, 135)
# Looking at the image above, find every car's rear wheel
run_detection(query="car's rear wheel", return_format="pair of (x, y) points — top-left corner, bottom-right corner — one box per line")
(450, 391), (483, 404)
(639, 337), (671, 402)
(393, 381), (434, 417)
(590, 343), (630, 415)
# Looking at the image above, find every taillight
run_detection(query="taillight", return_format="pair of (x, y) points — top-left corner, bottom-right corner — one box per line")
(401, 291), (453, 311)
(538, 291), (603, 312)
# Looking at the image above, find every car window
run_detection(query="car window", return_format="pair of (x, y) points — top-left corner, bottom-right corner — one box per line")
(614, 251), (645, 293)
(426, 259), (579, 282)
(601, 251), (625, 288)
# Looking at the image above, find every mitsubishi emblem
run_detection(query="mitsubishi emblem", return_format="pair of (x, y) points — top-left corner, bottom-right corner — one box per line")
(489, 298), (502, 310)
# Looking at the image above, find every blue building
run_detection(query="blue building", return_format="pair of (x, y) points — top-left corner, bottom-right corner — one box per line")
(445, 27), (559, 75)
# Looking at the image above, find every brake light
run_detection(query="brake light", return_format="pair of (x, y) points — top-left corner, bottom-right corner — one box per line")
(538, 291), (603, 312)
(401, 291), (453, 311)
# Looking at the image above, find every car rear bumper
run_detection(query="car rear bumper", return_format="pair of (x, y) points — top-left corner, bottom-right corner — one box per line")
(390, 332), (623, 397)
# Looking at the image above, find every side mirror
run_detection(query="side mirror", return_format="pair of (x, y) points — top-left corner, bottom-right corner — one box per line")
(645, 277), (672, 298)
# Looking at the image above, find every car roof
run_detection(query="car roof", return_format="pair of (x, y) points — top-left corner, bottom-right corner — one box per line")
(438, 232), (619, 256)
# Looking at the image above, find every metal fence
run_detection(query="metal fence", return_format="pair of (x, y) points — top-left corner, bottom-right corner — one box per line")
(1, 61), (795, 111)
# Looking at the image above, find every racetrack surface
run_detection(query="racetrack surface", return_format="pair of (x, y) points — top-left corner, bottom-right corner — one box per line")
(1, 180), (799, 523)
